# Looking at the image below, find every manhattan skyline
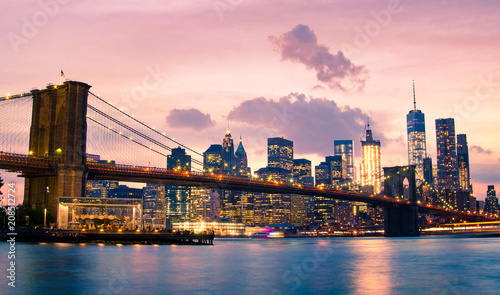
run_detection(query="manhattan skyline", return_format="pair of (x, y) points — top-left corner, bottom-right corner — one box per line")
(1, 0), (499, 199)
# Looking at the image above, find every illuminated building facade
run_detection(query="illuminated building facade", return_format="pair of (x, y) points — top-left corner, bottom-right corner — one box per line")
(484, 185), (498, 215)
(222, 128), (235, 172)
(293, 159), (314, 185)
(457, 134), (471, 191)
(203, 144), (223, 173)
(166, 148), (191, 225)
(435, 118), (459, 194)
(253, 193), (291, 226)
(292, 159), (314, 226)
(172, 221), (246, 236)
(360, 122), (381, 194)
(334, 140), (354, 181)
(406, 82), (426, 177)
(108, 185), (143, 199)
(143, 184), (167, 229)
(423, 157), (433, 186)
(315, 162), (331, 186)
(268, 137), (293, 172)
(234, 136), (251, 177)
(167, 147), (191, 171)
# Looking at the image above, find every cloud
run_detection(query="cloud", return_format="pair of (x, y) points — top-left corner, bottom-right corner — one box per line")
(166, 108), (216, 131)
(227, 93), (375, 157)
(470, 145), (492, 155)
(268, 24), (368, 91)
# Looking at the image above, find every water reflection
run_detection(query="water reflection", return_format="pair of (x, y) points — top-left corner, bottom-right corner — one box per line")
(349, 239), (394, 295)
(1, 237), (499, 294)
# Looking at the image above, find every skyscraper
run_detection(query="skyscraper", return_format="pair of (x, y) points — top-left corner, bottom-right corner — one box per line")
(167, 147), (191, 171)
(166, 148), (191, 224)
(293, 159), (314, 186)
(360, 120), (381, 194)
(457, 134), (471, 191)
(407, 82), (426, 178)
(222, 128), (235, 171)
(484, 185), (498, 215)
(203, 144), (223, 173)
(423, 157), (433, 186)
(334, 140), (354, 181)
(234, 136), (250, 176)
(435, 118), (459, 194)
(268, 137), (293, 172)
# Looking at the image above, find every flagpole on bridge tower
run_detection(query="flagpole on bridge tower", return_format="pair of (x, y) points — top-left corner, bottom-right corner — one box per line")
(60, 70), (66, 85)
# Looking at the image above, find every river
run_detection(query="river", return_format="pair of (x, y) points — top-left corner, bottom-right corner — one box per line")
(1, 236), (500, 294)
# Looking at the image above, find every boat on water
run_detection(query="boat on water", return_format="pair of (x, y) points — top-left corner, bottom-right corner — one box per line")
(250, 230), (285, 238)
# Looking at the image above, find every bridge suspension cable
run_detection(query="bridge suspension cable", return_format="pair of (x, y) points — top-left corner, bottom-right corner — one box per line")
(86, 93), (204, 171)
(88, 92), (205, 158)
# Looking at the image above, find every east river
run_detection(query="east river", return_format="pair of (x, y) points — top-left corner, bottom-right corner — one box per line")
(1, 236), (500, 294)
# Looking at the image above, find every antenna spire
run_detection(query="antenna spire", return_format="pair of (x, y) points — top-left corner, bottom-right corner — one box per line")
(367, 117), (370, 129)
(413, 80), (416, 111)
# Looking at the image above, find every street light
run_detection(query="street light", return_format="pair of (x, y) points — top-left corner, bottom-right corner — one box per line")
(44, 208), (47, 227)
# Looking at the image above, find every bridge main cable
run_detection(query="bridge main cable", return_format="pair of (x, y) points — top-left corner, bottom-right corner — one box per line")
(87, 103), (204, 168)
(88, 92), (205, 158)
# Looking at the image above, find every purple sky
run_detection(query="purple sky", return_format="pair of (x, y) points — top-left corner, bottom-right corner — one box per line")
(1, 0), (499, 201)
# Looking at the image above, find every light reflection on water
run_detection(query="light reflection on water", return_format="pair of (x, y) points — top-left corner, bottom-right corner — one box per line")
(1, 237), (500, 295)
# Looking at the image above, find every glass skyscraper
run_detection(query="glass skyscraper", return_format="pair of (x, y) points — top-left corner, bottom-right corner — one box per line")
(334, 140), (354, 181)
(360, 121), (381, 194)
(406, 82), (426, 178)
(268, 137), (293, 172)
(435, 118), (459, 194)
(457, 134), (471, 191)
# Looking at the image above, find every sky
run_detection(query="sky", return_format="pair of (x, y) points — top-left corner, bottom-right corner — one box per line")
(1, 0), (499, 201)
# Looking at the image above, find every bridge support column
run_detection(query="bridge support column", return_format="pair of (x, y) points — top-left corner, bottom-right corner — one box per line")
(24, 81), (91, 221)
(384, 204), (420, 237)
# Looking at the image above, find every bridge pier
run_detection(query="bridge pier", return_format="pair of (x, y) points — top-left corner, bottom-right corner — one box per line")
(384, 204), (420, 237)
(24, 81), (91, 219)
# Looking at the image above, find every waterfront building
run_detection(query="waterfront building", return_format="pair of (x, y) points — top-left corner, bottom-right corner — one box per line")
(143, 183), (167, 229)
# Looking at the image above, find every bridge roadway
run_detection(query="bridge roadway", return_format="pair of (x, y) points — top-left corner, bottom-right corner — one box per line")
(0, 152), (491, 221)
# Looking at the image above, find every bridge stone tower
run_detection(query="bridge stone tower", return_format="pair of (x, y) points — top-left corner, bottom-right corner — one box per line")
(383, 165), (420, 237)
(24, 81), (91, 218)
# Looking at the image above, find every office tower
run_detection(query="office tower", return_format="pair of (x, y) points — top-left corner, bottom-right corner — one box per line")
(203, 144), (223, 173)
(165, 148), (191, 225)
(293, 159), (314, 185)
(406, 81), (426, 177)
(326, 155), (347, 181)
(457, 134), (471, 191)
(484, 185), (498, 215)
(423, 157), (433, 186)
(167, 147), (191, 171)
(143, 184), (167, 229)
(268, 137), (293, 172)
(234, 136), (251, 176)
(315, 162), (331, 186)
(222, 128), (235, 171)
(435, 118), (458, 194)
(292, 159), (314, 226)
(108, 185), (143, 199)
(360, 120), (381, 194)
(334, 140), (354, 181)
